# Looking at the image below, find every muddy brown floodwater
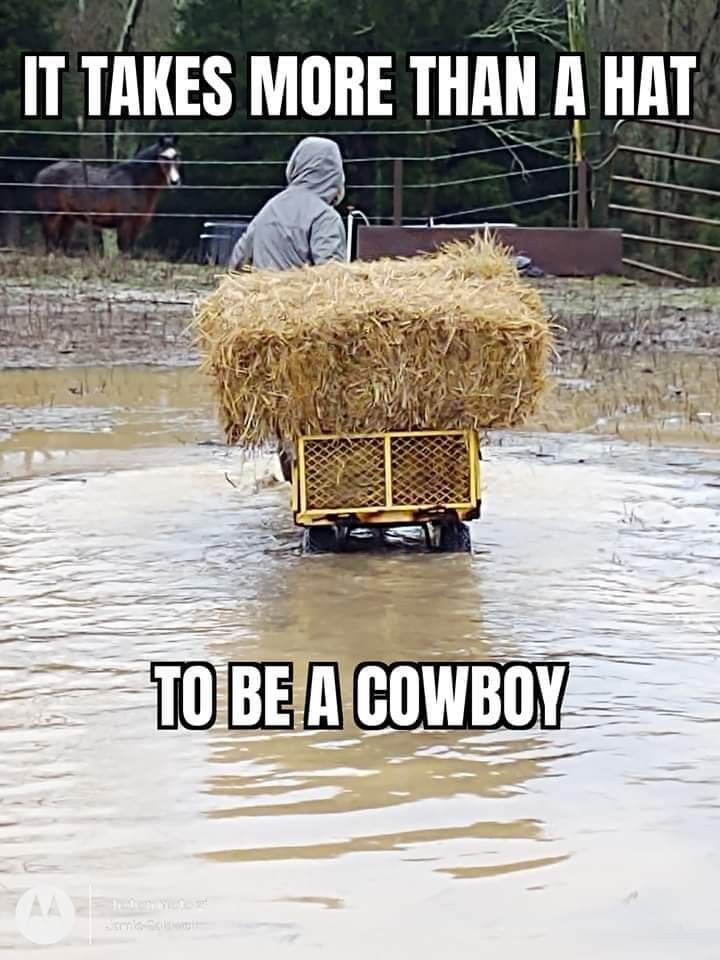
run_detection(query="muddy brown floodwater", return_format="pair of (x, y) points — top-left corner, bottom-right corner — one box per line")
(1, 364), (720, 959)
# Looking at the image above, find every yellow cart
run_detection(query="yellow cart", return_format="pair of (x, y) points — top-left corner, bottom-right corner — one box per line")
(287, 429), (482, 553)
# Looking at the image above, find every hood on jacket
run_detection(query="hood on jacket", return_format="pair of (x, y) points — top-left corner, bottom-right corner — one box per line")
(285, 137), (345, 205)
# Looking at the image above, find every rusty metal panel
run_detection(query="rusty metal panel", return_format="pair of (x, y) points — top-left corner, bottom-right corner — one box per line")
(355, 226), (623, 276)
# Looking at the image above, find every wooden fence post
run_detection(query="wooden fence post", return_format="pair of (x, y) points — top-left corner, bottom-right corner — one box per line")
(392, 158), (403, 226)
(577, 158), (589, 229)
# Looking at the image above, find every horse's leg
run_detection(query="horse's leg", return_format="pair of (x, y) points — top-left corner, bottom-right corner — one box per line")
(40, 215), (59, 253)
(40, 216), (51, 253)
(84, 224), (100, 257)
(116, 218), (139, 256)
(58, 217), (74, 254)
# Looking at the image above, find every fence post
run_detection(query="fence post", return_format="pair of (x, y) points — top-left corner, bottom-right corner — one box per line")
(0, 211), (20, 249)
(392, 158), (403, 226)
(576, 158), (589, 229)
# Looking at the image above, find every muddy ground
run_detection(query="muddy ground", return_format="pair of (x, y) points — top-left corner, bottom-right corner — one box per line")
(2, 252), (720, 368)
(2, 252), (720, 447)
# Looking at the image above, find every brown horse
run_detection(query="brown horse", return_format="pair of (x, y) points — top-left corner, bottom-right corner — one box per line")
(34, 136), (182, 253)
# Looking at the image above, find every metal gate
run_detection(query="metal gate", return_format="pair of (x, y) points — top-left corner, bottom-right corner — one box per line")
(606, 118), (720, 283)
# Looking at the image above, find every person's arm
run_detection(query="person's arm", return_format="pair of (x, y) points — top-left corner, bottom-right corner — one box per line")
(228, 220), (256, 270)
(309, 208), (346, 265)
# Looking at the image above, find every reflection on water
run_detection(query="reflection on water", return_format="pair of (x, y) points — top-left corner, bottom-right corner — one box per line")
(0, 366), (215, 479)
(1, 366), (720, 958)
(201, 556), (551, 857)
(1, 354), (719, 476)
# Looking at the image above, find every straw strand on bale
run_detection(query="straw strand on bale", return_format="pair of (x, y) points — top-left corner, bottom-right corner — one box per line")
(194, 237), (552, 447)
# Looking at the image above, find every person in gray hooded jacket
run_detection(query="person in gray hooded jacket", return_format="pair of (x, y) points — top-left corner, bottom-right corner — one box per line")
(229, 136), (346, 271)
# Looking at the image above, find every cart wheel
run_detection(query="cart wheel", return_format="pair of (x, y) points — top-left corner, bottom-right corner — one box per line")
(432, 520), (471, 553)
(302, 526), (338, 554)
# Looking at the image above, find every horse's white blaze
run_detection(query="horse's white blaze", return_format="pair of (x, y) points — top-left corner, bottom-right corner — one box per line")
(159, 147), (181, 185)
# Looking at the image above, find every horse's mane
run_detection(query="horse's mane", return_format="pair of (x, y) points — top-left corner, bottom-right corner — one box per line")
(112, 140), (166, 178)
(131, 141), (163, 162)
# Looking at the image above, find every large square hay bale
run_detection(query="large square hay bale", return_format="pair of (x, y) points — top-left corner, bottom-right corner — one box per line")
(194, 238), (552, 446)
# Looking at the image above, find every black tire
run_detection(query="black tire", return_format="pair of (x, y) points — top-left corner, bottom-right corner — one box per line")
(302, 526), (338, 554)
(436, 520), (472, 553)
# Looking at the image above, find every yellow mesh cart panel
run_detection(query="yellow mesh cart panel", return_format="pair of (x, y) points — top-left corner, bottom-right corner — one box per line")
(302, 436), (386, 510)
(390, 433), (471, 505)
(295, 430), (481, 526)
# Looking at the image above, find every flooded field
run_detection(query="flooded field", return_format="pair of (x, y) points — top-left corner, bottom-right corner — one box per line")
(1, 364), (720, 958)
(1, 355), (719, 471)
(545, 350), (720, 446)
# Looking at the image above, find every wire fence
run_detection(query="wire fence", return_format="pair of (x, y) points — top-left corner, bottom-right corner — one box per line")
(0, 134), (575, 167)
(0, 115), (558, 138)
(0, 160), (573, 194)
(0, 119), (586, 249)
